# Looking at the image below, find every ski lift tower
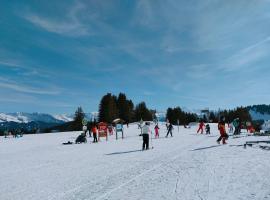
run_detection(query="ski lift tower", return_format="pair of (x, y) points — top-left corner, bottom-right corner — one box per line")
(200, 108), (210, 122)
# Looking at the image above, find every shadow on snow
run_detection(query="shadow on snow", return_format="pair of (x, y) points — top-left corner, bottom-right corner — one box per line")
(105, 149), (142, 156)
(191, 145), (222, 151)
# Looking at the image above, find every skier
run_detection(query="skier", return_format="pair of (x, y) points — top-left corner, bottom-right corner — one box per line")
(154, 124), (160, 138)
(20, 128), (24, 137)
(197, 120), (205, 134)
(4, 130), (8, 138)
(228, 122), (234, 133)
(83, 125), (87, 137)
(92, 125), (98, 143)
(166, 123), (173, 137)
(217, 117), (229, 144)
(75, 133), (87, 144)
(142, 122), (150, 150)
(205, 124), (210, 134)
(233, 118), (240, 135)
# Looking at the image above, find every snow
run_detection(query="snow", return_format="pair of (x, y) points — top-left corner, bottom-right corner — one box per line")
(0, 113), (22, 123)
(53, 114), (74, 122)
(1, 123), (270, 200)
(249, 110), (270, 121)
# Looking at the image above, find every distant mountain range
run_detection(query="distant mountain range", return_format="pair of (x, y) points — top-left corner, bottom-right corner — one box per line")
(0, 112), (98, 123)
(0, 104), (269, 133)
(0, 112), (98, 133)
(247, 105), (270, 121)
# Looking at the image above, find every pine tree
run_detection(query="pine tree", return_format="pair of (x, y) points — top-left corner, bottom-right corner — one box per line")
(98, 93), (119, 123)
(127, 100), (134, 123)
(134, 102), (153, 121)
(73, 106), (85, 131)
(117, 93), (129, 122)
(166, 107), (197, 125)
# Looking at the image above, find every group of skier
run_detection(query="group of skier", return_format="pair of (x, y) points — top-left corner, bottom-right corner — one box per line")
(75, 124), (99, 144)
(3, 129), (24, 138)
(194, 116), (256, 145)
(74, 116), (248, 148)
(196, 121), (211, 134)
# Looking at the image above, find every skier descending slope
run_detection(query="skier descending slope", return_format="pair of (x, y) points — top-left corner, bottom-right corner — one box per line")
(197, 120), (205, 134)
(142, 122), (150, 150)
(217, 117), (229, 144)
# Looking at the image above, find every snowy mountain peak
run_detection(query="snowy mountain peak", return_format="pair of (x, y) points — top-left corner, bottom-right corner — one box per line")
(0, 112), (98, 124)
(53, 114), (74, 122)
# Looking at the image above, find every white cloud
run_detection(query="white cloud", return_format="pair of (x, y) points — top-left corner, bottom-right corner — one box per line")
(0, 60), (21, 68)
(221, 36), (270, 72)
(23, 2), (88, 37)
(0, 59), (52, 78)
(0, 78), (60, 95)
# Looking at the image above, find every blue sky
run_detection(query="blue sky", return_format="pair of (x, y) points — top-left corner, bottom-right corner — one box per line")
(1, 0), (270, 114)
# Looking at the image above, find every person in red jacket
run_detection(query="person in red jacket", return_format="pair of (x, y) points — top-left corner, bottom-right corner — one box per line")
(92, 125), (98, 143)
(217, 117), (229, 144)
(197, 121), (205, 134)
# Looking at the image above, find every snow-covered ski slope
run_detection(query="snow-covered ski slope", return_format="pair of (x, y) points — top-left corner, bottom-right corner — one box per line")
(1, 123), (270, 200)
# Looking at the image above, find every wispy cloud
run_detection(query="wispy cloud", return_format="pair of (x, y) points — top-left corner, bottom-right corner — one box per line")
(221, 36), (270, 72)
(0, 59), (52, 78)
(0, 60), (21, 68)
(143, 91), (155, 96)
(0, 77), (61, 95)
(22, 2), (88, 37)
(186, 64), (215, 79)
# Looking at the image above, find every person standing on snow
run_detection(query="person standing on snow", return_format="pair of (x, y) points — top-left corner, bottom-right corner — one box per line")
(228, 122), (234, 133)
(233, 118), (240, 135)
(166, 123), (173, 137)
(197, 120), (205, 134)
(217, 117), (229, 144)
(206, 124), (211, 134)
(92, 125), (98, 143)
(142, 122), (150, 150)
(154, 124), (160, 138)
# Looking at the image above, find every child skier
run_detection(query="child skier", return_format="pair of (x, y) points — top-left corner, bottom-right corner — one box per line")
(197, 121), (205, 134)
(154, 124), (160, 138)
(205, 124), (210, 134)
(142, 122), (150, 150)
(217, 117), (229, 144)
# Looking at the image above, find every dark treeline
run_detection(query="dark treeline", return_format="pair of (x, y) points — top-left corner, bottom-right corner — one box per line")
(166, 107), (197, 125)
(41, 93), (266, 133)
(246, 104), (270, 115)
(208, 107), (252, 123)
(99, 93), (153, 123)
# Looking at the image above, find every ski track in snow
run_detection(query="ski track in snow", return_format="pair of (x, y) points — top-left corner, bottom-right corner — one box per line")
(1, 124), (270, 200)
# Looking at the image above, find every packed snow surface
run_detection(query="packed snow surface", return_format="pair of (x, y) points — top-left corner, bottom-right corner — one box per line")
(1, 123), (270, 200)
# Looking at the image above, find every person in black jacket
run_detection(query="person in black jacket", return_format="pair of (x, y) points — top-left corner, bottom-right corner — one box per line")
(166, 123), (173, 137)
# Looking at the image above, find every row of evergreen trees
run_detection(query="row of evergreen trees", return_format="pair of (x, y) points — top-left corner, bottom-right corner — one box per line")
(166, 107), (197, 125)
(208, 107), (252, 123)
(98, 93), (153, 123)
(66, 94), (254, 132)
